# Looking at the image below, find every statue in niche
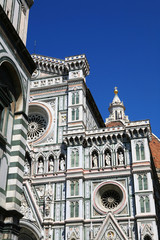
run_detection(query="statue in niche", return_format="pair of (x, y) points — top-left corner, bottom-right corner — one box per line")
(119, 152), (124, 165)
(24, 160), (30, 175)
(38, 159), (44, 173)
(60, 157), (65, 171)
(105, 153), (111, 166)
(92, 154), (98, 167)
(49, 157), (54, 172)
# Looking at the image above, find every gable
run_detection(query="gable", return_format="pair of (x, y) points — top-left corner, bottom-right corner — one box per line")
(94, 212), (128, 240)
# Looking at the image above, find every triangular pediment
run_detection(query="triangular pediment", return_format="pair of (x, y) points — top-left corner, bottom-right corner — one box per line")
(94, 212), (128, 240)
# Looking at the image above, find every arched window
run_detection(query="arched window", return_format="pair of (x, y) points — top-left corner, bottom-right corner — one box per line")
(136, 142), (145, 161)
(136, 144), (140, 160)
(141, 143), (145, 160)
(70, 181), (79, 196)
(138, 175), (143, 190)
(72, 108), (79, 121)
(72, 93), (75, 104)
(72, 109), (75, 120)
(76, 108), (79, 120)
(72, 92), (79, 105)
(140, 197), (145, 213)
(138, 174), (148, 191)
(71, 149), (79, 167)
(75, 201), (79, 217)
(145, 196), (150, 212)
(92, 150), (98, 168)
(140, 196), (150, 213)
(143, 175), (148, 190)
(71, 181), (74, 196)
(70, 202), (74, 218)
(70, 201), (79, 218)
(75, 181), (79, 195)
(76, 92), (79, 104)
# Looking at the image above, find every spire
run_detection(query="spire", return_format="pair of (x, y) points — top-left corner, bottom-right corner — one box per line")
(112, 87), (121, 104)
(105, 87), (129, 125)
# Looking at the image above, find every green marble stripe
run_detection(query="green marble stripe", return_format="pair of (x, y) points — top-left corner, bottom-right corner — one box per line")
(11, 140), (26, 150)
(8, 173), (23, 183)
(10, 162), (24, 171)
(6, 197), (21, 206)
(7, 184), (22, 194)
(11, 150), (24, 160)
(14, 118), (28, 129)
(0, 187), (5, 195)
(13, 129), (27, 140)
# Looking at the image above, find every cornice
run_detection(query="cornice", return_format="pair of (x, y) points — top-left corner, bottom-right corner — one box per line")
(32, 54), (90, 77)
(63, 121), (151, 146)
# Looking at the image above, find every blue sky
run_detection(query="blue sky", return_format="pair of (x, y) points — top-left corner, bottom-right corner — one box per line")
(27, 0), (160, 137)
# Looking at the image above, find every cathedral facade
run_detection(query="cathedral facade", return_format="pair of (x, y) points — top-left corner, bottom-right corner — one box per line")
(22, 54), (160, 240)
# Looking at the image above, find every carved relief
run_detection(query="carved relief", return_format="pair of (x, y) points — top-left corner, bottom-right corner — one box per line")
(20, 194), (35, 221)
(67, 227), (80, 240)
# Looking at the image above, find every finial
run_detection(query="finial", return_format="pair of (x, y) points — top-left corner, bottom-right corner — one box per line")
(114, 87), (118, 95)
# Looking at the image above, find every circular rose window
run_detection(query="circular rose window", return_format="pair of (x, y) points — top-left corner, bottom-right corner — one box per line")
(93, 181), (126, 214)
(27, 114), (47, 141)
(101, 189), (121, 209)
(27, 103), (52, 143)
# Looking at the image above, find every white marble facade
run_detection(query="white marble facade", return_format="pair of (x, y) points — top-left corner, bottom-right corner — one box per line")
(22, 54), (160, 240)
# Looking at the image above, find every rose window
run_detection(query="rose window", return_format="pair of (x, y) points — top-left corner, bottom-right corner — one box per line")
(27, 114), (47, 141)
(93, 181), (126, 214)
(101, 190), (121, 209)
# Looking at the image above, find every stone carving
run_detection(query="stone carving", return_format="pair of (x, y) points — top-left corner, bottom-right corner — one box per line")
(40, 80), (46, 86)
(45, 201), (50, 217)
(20, 195), (35, 221)
(47, 137), (54, 142)
(50, 100), (56, 110)
(45, 183), (53, 201)
(48, 157), (54, 172)
(67, 227), (80, 240)
(48, 78), (53, 85)
(38, 159), (44, 173)
(36, 186), (45, 199)
(118, 152), (124, 165)
(44, 184), (53, 217)
(105, 153), (111, 166)
(24, 160), (30, 175)
(92, 154), (98, 167)
(60, 156), (65, 171)
(45, 228), (52, 240)
(61, 114), (66, 124)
